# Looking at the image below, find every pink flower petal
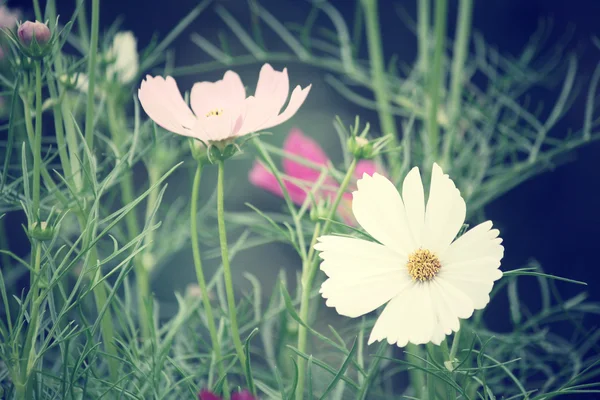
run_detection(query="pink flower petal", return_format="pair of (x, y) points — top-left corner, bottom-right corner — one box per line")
(249, 161), (308, 205)
(260, 84), (312, 131)
(238, 64), (289, 135)
(198, 390), (221, 400)
(255, 64), (288, 105)
(354, 160), (379, 178)
(190, 71), (245, 117)
(138, 75), (197, 138)
(282, 128), (330, 182)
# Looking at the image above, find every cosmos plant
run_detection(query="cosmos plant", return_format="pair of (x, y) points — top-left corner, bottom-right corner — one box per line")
(0, 0), (598, 399)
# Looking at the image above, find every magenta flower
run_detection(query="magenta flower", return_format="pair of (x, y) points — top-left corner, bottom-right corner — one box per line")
(249, 128), (382, 222)
(198, 389), (256, 400)
(138, 64), (311, 144)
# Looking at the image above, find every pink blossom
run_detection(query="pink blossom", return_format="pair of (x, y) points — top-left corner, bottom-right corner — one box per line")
(249, 128), (382, 222)
(138, 64), (311, 143)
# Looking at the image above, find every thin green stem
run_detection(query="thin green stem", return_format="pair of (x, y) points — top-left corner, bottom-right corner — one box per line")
(295, 158), (358, 400)
(442, 0), (473, 168)
(406, 343), (426, 397)
(32, 0), (43, 21)
(417, 0), (430, 71)
(216, 160), (250, 389)
(191, 163), (230, 398)
(448, 325), (462, 362)
(22, 96), (69, 208)
(88, 246), (119, 381)
(426, 0), (447, 164)
(426, 343), (437, 399)
(361, 0), (399, 170)
(20, 244), (41, 399)
(357, 341), (387, 400)
(84, 0), (100, 150)
(75, 209), (119, 381)
(32, 62), (43, 217)
(106, 100), (150, 339)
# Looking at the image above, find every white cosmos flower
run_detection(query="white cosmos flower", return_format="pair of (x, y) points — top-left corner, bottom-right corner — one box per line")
(314, 163), (504, 347)
(67, 31), (138, 93)
(106, 31), (138, 84)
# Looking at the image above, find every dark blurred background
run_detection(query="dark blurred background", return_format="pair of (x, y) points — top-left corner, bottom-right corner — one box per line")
(6, 0), (600, 332)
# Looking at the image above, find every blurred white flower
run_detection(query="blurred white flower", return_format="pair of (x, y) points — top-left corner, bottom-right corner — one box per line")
(314, 163), (504, 347)
(107, 31), (138, 84)
(65, 31), (138, 94)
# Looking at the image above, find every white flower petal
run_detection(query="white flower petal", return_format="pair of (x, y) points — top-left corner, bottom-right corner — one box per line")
(368, 283), (438, 346)
(316, 235), (410, 318)
(442, 221), (504, 265)
(422, 163), (466, 254)
(352, 173), (416, 256)
(109, 31), (138, 84)
(402, 167), (425, 245)
(431, 278), (474, 319)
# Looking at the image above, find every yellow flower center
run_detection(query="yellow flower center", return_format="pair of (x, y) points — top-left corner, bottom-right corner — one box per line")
(206, 109), (223, 117)
(406, 248), (441, 281)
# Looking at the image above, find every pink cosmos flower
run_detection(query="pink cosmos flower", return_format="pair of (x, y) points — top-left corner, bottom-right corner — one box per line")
(249, 128), (383, 222)
(138, 64), (311, 143)
(198, 389), (255, 400)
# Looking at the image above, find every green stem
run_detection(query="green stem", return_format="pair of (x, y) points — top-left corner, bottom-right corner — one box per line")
(216, 160), (250, 389)
(442, 0), (473, 168)
(191, 163), (230, 399)
(88, 246), (119, 381)
(84, 0), (100, 150)
(426, 0), (447, 164)
(448, 325), (462, 362)
(361, 0), (399, 170)
(417, 0), (430, 72)
(77, 210), (119, 380)
(295, 158), (358, 400)
(406, 343), (426, 397)
(32, 0), (42, 21)
(107, 100), (150, 339)
(22, 97), (69, 208)
(20, 244), (42, 398)
(32, 62), (43, 217)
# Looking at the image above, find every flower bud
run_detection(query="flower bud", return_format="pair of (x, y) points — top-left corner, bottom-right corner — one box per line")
(29, 221), (54, 241)
(347, 136), (374, 160)
(309, 198), (330, 223)
(188, 138), (209, 164)
(18, 21), (50, 46)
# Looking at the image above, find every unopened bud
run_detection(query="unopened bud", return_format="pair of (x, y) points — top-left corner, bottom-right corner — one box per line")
(347, 136), (374, 159)
(18, 21), (50, 46)
(29, 221), (54, 241)
(188, 138), (208, 164)
(309, 198), (330, 222)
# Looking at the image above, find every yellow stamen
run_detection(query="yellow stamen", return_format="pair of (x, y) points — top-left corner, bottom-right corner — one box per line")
(206, 109), (223, 117)
(407, 248), (441, 281)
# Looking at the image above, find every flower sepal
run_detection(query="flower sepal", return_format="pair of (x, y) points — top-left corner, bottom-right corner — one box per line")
(28, 221), (55, 242)
(7, 20), (56, 60)
(207, 141), (240, 163)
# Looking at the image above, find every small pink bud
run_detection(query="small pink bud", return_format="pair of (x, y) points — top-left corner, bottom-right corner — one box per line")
(18, 21), (51, 46)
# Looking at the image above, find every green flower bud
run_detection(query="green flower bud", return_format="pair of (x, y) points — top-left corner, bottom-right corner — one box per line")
(347, 136), (374, 159)
(29, 221), (54, 241)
